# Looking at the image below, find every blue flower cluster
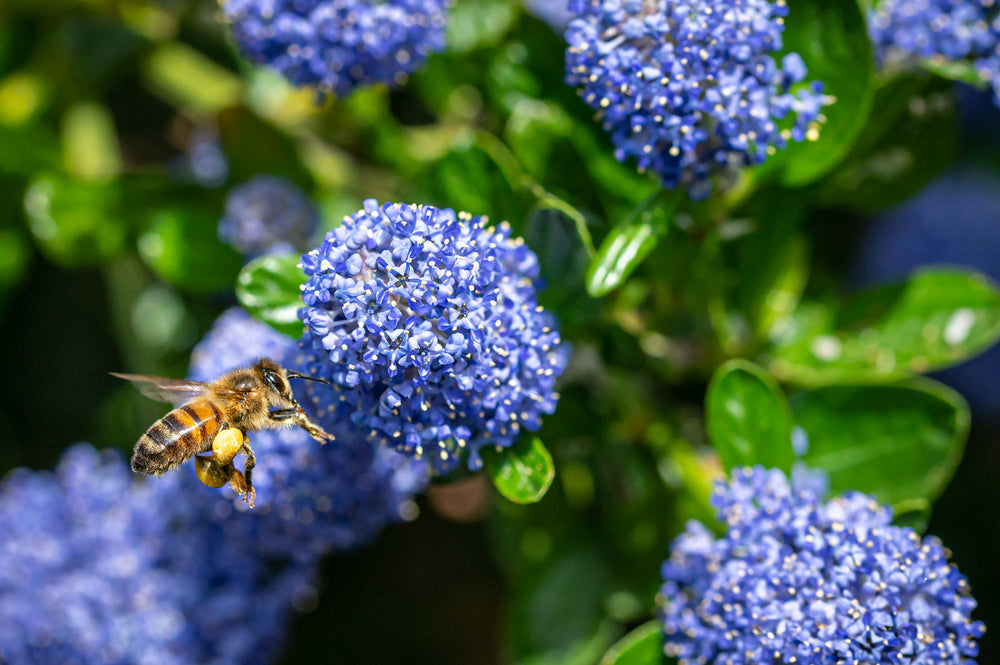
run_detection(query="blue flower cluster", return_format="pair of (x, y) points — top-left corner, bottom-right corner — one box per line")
(189, 307), (428, 560)
(565, 0), (829, 197)
(218, 176), (319, 259)
(0, 444), (309, 665)
(221, 0), (450, 97)
(299, 199), (569, 474)
(661, 467), (984, 665)
(0, 308), (430, 665)
(870, 0), (1000, 107)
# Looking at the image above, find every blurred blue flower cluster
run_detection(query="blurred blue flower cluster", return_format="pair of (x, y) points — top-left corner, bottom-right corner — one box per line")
(870, 0), (1000, 106)
(218, 176), (319, 259)
(0, 444), (310, 665)
(661, 466), (984, 665)
(222, 0), (450, 96)
(298, 199), (569, 473)
(0, 307), (430, 665)
(564, 0), (829, 197)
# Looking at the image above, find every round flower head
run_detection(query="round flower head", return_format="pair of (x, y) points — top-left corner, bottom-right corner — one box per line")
(869, 0), (1000, 107)
(299, 199), (569, 474)
(218, 175), (319, 259)
(565, 0), (830, 198)
(189, 308), (428, 560)
(221, 0), (450, 97)
(660, 467), (984, 665)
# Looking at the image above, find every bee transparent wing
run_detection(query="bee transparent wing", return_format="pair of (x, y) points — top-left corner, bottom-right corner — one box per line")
(110, 372), (211, 405)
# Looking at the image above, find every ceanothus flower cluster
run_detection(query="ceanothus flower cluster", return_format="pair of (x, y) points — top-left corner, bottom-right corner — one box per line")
(218, 176), (319, 259)
(660, 467), (984, 665)
(0, 444), (311, 665)
(221, 0), (450, 97)
(870, 0), (1000, 107)
(188, 307), (429, 560)
(565, 0), (830, 198)
(299, 200), (569, 474)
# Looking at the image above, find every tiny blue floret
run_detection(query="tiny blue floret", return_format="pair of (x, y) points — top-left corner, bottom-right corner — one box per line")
(299, 200), (569, 474)
(565, 0), (830, 197)
(221, 0), (450, 97)
(661, 466), (985, 665)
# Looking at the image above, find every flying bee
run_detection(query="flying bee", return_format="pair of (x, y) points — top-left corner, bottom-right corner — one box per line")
(112, 358), (334, 508)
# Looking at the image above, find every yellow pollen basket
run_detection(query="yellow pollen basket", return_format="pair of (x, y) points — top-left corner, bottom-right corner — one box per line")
(194, 456), (229, 489)
(212, 428), (245, 465)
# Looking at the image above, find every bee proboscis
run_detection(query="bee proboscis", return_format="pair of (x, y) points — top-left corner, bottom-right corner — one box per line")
(113, 358), (334, 508)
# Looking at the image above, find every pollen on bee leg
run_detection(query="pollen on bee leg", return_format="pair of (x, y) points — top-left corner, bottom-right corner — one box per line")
(194, 455), (229, 489)
(212, 428), (245, 465)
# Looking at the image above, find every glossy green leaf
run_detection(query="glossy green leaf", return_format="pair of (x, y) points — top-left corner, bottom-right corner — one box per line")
(235, 253), (306, 339)
(587, 191), (681, 297)
(706, 360), (795, 473)
(482, 437), (556, 504)
(754, 0), (874, 186)
(138, 206), (242, 293)
(24, 174), (125, 267)
(792, 379), (969, 506)
(599, 621), (663, 665)
(819, 76), (957, 211)
(769, 269), (1000, 385)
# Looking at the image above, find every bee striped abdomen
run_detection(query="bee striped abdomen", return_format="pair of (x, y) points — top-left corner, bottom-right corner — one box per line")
(131, 401), (224, 476)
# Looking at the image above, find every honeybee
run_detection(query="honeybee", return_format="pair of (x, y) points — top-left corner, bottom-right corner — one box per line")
(113, 358), (334, 508)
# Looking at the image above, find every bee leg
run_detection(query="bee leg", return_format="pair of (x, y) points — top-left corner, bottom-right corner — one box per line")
(240, 436), (256, 509)
(269, 408), (336, 444)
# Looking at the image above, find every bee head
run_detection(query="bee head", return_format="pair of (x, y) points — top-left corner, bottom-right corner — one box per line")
(256, 358), (294, 403)
(256, 358), (329, 404)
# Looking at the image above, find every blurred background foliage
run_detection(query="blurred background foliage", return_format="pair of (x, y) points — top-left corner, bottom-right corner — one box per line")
(1, 0), (999, 663)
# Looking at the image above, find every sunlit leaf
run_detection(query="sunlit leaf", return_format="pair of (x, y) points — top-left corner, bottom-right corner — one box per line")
(706, 360), (795, 473)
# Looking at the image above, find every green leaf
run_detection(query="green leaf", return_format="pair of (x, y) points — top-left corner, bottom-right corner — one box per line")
(921, 58), (989, 88)
(769, 269), (1000, 385)
(24, 174), (125, 267)
(235, 253), (306, 339)
(143, 43), (243, 115)
(587, 191), (681, 297)
(753, 0), (874, 186)
(819, 76), (957, 212)
(791, 379), (969, 506)
(445, 0), (516, 52)
(892, 497), (932, 534)
(706, 360), (795, 473)
(482, 437), (556, 504)
(599, 621), (663, 665)
(138, 206), (242, 293)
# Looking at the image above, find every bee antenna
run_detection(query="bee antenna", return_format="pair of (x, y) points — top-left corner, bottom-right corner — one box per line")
(286, 371), (330, 385)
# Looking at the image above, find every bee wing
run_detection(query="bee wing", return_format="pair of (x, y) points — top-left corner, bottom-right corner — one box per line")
(111, 372), (212, 405)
